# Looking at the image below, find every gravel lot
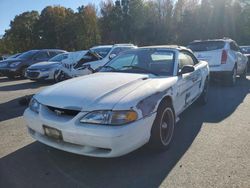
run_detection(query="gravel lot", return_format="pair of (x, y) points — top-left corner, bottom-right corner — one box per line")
(0, 76), (249, 188)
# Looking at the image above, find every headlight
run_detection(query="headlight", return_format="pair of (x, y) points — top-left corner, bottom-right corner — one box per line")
(80, 110), (138, 125)
(40, 68), (50, 71)
(29, 98), (41, 113)
(9, 62), (22, 67)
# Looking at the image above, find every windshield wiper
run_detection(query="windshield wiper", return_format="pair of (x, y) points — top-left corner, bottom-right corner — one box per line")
(101, 65), (120, 72)
(122, 66), (159, 76)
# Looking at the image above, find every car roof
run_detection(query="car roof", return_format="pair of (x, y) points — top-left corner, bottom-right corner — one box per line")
(190, 38), (234, 44)
(91, 44), (136, 49)
(139, 45), (191, 52)
(91, 45), (113, 49)
(27, 49), (66, 53)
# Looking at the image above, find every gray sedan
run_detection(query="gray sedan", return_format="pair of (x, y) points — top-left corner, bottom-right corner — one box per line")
(26, 53), (68, 81)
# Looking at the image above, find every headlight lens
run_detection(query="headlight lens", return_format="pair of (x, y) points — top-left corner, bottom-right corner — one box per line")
(40, 68), (50, 71)
(29, 98), (41, 113)
(9, 62), (21, 67)
(80, 110), (138, 125)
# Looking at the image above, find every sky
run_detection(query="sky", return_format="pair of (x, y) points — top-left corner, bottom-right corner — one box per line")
(0, 0), (103, 35)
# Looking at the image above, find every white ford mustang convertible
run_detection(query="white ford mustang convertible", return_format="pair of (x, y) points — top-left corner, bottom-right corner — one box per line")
(24, 46), (209, 158)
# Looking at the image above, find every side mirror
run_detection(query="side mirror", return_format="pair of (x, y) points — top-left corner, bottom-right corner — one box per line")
(109, 54), (116, 59)
(179, 65), (195, 75)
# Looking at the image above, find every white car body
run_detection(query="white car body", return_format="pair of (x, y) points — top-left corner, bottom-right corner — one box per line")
(188, 39), (248, 78)
(24, 46), (209, 158)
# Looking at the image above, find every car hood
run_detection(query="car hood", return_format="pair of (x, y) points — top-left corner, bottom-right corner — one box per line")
(0, 58), (23, 64)
(28, 61), (59, 69)
(35, 72), (153, 111)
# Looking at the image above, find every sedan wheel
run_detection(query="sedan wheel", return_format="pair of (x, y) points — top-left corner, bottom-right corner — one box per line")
(149, 102), (175, 150)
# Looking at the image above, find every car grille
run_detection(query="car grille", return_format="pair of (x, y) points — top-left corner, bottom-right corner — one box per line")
(0, 62), (7, 68)
(46, 106), (80, 116)
(27, 71), (40, 78)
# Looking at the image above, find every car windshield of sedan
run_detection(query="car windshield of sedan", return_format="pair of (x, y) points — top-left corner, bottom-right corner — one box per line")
(100, 49), (175, 76)
(49, 53), (68, 62)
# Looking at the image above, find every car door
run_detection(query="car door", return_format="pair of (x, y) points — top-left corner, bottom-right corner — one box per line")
(183, 51), (202, 101)
(175, 51), (201, 113)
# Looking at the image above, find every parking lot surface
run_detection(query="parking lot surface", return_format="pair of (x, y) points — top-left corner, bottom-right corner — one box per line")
(0, 76), (250, 188)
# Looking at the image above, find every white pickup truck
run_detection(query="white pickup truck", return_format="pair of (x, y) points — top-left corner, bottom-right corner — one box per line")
(188, 38), (248, 86)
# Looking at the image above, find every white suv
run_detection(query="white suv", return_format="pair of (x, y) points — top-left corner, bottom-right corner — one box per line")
(188, 38), (248, 85)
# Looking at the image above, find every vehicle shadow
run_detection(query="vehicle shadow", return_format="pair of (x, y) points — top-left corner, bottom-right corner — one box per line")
(0, 95), (33, 122)
(0, 79), (52, 91)
(0, 78), (249, 188)
(205, 77), (250, 123)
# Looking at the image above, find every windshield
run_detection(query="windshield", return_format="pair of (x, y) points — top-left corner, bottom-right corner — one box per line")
(18, 50), (38, 59)
(7, 53), (21, 59)
(49, 53), (68, 62)
(100, 49), (175, 76)
(240, 46), (250, 54)
(91, 47), (112, 58)
(188, 41), (225, 52)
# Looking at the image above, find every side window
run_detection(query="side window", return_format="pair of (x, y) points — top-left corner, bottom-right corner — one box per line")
(110, 48), (122, 56)
(185, 51), (199, 65)
(230, 42), (239, 51)
(178, 52), (195, 70)
(34, 52), (49, 60)
(49, 51), (58, 58)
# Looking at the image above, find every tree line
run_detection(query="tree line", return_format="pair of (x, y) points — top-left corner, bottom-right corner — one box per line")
(0, 0), (250, 54)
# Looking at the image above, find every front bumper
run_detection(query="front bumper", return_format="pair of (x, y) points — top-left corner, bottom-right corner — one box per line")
(0, 68), (19, 76)
(24, 108), (156, 158)
(26, 69), (54, 80)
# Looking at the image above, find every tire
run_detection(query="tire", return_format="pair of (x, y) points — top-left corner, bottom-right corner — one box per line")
(54, 70), (68, 82)
(240, 66), (247, 80)
(7, 75), (15, 79)
(227, 66), (237, 86)
(198, 78), (209, 105)
(149, 101), (175, 150)
(20, 67), (27, 78)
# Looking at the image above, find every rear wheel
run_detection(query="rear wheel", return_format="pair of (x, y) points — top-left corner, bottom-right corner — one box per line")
(240, 66), (247, 79)
(227, 66), (237, 86)
(149, 101), (175, 150)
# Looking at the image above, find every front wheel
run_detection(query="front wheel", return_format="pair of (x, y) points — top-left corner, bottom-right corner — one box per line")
(197, 78), (209, 105)
(20, 67), (27, 78)
(149, 101), (175, 150)
(54, 70), (68, 82)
